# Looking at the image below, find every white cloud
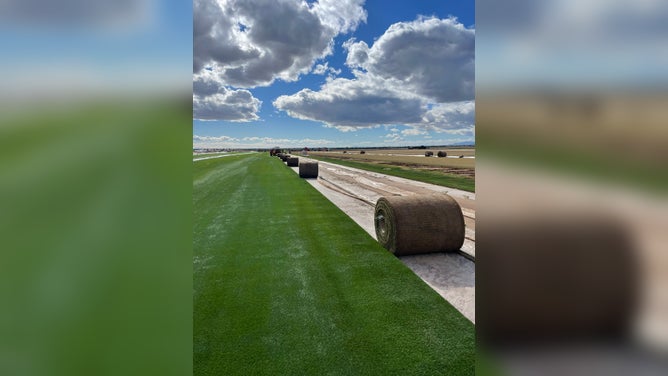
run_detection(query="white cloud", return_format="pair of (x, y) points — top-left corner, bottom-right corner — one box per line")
(312, 61), (341, 77)
(193, 72), (261, 121)
(401, 128), (426, 136)
(193, 135), (240, 142)
(194, 0), (366, 87)
(193, 0), (366, 121)
(274, 73), (426, 130)
(345, 16), (474, 102)
(343, 37), (369, 68)
(313, 0), (368, 34)
(422, 101), (475, 130)
(384, 134), (403, 143)
(193, 134), (335, 148)
(274, 16), (475, 132)
(313, 63), (329, 75)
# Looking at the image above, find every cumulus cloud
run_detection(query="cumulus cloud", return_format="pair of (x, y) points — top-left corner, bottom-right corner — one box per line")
(193, 134), (334, 148)
(194, 0), (366, 87)
(0, 0), (150, 29)
(193, 0), (366, 121)
(193, 135), (240, 142)
(384, 133), (403, 143)
(274, 16), (475, 132)
(422, 101), (475, 130)
(345, 16), (474, 102)
(274, 74), (425, 129)
(401, 128), (427, 136)
(312, 61), (341, 76)
(312, 63), (329, 75)
(193, 73), (262, 121)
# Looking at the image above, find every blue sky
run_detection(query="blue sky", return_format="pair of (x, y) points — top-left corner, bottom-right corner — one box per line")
(193, 0), (475, 149)
(0, 1), (192, 99)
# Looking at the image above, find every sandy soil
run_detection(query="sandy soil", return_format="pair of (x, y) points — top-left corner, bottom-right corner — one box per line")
(288, 157), (475, 322)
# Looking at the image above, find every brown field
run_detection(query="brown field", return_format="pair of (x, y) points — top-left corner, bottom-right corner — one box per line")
(311, 149), (474, 167)
(309, 148), (475, 177)
(349, 148), (476, 157)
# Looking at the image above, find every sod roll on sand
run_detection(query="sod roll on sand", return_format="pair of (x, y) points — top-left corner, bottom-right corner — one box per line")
(287, 157), (299, 167)
(374, 194), (465, 255)
(299, 161), (318, 178)
(477, 214), (638, 344)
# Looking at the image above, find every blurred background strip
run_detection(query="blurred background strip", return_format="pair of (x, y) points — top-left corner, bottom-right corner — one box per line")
(476, 0), (668, 375)
(0, 1), (193, 375)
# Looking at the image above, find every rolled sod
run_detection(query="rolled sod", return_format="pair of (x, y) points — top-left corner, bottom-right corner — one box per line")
(287, 157), (299, 167)
(299, 161), (318, 178)
(477, 214), (638, 345)
(374, 194), (464, 255)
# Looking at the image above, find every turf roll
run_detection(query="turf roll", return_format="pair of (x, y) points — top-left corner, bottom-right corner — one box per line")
(287, 157), (299, 167)
(374, 194), (464, 255)
(477, 214), (638, 345)
(299, 161), (318, 178)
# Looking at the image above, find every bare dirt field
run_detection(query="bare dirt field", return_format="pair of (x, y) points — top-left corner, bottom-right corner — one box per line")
(310, 148), (475, 178)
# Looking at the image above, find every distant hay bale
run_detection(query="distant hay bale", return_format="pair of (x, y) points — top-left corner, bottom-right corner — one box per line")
(459, 155), (464, 158)
(343, 150), (347, 154)
(287, 157), (299, 167)
(425, 151), (434, 157)
(437, 151), (447, 157)
(280, 154), (289, 162)
(360, 150), (365, 154)
(374, 194), (464, 255)
(299, 161), (318, 178)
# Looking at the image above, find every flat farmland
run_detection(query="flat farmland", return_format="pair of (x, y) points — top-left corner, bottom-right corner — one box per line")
(308, 148), (475, 192)
(333, 148), (476, 157)
(310, 149), (475, 169)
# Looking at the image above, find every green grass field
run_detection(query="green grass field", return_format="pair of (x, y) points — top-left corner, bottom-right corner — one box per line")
(1, 98), (192, 375)
(193, 153), (474, 375)
(308, 155), (475, 192)
(193, 152), (248, 160)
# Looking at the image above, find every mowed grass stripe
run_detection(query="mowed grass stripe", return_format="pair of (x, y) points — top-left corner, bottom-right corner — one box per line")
(193, 154), (474, 375)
